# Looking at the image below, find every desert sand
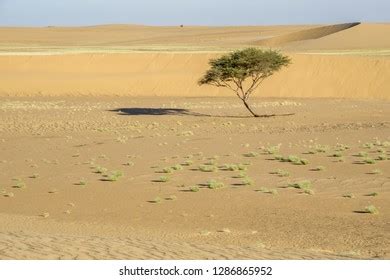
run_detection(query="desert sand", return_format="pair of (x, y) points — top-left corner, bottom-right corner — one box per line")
(0, 23), (389, 260)
(1, 23), (390, 99)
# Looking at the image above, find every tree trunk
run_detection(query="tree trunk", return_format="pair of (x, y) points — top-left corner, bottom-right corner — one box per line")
(242, 99), (259, 117)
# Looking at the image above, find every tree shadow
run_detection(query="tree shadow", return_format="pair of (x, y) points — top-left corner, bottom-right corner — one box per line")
(109, 108), (295, 118)
(109, 108), (205, 116)
(353, 210), (369, 214)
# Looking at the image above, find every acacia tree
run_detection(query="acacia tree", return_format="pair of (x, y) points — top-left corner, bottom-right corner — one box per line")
(198, 48), (291, 117)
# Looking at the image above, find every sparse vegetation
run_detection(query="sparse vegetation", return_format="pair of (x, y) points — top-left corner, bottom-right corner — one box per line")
(158, 176), (170, 183)
(151, 197), (162, 204)
(363, 143), (374, 149)
(241, 177), (254, 186)
(244, 152), (259, 158)
(363, 205), (379, 214)
(288, 180), (312, 190)
(357, 151), (368, 157)
(95, 166), (108, 174)
(330, 152), (343, 158)
(222, 163), (239, 171)
(263, 145), (281, 155)
(166, 195), (177, 201)
(234, 171), (247, 178)
(363, 158), (376, 164)
(13, 180), (26, 189)
(303, 189), (315, 195)
(342, 193), (355, 199)
(189, 186), (200, 192)
(207, 180), (225, 190)
(78, 179), (87, 186)
(172, 164), (183, 171)
(3, 192), (14, 198)
(279, 155), (309, 165)
(237, 164), (247, 171)
(199, 165), (218, 172)
(314, 144), (329, 153)
(377, 154), (387, 161)
(162, 167), (174, 173)
(312, 166), (325, 171)
(272, 169), (290, 177)
(104, 170), (124, 182)
(367, 192), (378, 197)
(182, 160), (193, 166)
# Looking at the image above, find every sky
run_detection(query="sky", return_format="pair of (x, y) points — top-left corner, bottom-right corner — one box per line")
(0, 0), (389, 27)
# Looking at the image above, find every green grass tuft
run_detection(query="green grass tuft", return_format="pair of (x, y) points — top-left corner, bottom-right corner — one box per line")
(364, 205), (379, 214)
(158, 176), (170, 182)
(342, 193), (355, 199)
(189, 186), (200, 192)
(243, 152), (259, 158)
(288, 180), (312, 190)
(207, 180), (225, 190)
(199, 165), (218, 172)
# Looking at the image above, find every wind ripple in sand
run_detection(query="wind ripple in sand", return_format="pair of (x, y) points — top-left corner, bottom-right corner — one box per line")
(0, 232), (359, 260)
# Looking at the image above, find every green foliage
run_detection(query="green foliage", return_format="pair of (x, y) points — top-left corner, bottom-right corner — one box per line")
(171, 164), (183, 171)
(104, 170), (124, 182)
(199, 165), (218, 172)
(278, 155), (309, 165)
(151, 197), (162, 204)
(199, 48), (290, 117)
(243, 152), (259, 158)
(207, 180), (225, 190)
(162, 167), (174, 173)
(158, 176), (170, 182)
(13, 180), (26, 189)
(364, 205), (379, 214)
(288, 180), (312, 190)
(241, 177), (254, 186)
(199, 48), (291, 89)
(222, 164), (239, 171)
(189, 186), (200, 192)
(272, 169), (290, 177)
(363, 158), (376, 164)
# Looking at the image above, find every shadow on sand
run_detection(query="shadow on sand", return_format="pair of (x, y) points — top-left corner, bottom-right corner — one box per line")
(109, 107), (295, 118)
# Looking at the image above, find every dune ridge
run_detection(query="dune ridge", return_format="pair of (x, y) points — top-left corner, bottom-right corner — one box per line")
(255, 22), (361, 47)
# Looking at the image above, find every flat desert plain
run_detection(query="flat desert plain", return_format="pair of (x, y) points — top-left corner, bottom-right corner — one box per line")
(0, 23), (389, 259)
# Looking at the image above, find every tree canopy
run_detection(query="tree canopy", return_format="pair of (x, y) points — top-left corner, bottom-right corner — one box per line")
(199, 48), (291, 117)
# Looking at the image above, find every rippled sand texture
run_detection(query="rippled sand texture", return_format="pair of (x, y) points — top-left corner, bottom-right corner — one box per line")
(0, 98), (389, 259)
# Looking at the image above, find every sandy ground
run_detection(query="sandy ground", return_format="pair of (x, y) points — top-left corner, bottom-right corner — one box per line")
(0, 23), (390, 99)
(1, 23), (389, 50)
(0, 53), (389, 99)
(1, 23), (390, 100)
(0, 22), (389, 259)
(0, 97), (389, 259)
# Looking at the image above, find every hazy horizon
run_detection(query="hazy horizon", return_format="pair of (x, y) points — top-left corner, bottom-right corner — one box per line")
(0, 0), (389, 27)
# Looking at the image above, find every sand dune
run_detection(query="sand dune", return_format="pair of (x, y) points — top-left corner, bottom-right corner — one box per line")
(0, 25), (309, 48)
(1, 23), (389, 51)
(286, 23), (390, 51)
(0, 22), (389, 99)
(254, 22), (361, 47)
(0, 53), (389, 99)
